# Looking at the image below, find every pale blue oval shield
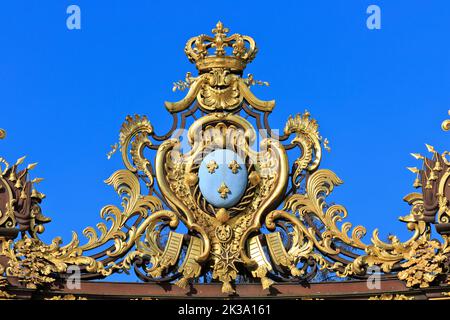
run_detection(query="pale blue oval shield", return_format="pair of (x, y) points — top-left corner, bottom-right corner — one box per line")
(198, 149), (248, 208)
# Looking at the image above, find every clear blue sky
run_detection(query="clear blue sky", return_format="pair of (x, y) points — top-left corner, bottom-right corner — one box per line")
(1, 1), (450, 280)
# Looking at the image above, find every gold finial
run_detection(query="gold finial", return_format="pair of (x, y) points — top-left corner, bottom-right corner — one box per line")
(0, 129), (5, 139)
(413, 177), (422, 188)
(184, 22), (258, 73)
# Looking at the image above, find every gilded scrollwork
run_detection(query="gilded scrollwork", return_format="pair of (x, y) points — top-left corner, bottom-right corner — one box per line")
(155, 112), (288, 292)
(2, 23), (450, 299)
(165, 69), (275, 113)
(0, 167), (181, 290)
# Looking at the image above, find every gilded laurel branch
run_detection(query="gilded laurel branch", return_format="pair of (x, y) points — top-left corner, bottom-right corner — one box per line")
(166, 69), (275, 113)
(1, 105), (435, 293)
(3, 237), (68, 289)
(397, 238), (447, 288)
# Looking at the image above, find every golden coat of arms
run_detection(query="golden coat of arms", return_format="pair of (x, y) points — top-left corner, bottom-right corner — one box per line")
(1, 22), (450, 299)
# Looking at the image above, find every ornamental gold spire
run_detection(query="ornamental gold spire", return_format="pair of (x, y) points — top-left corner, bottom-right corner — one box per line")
(184, 21), (257, 73)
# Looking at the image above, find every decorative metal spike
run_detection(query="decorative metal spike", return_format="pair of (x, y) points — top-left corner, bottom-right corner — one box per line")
(425, 144), (435, 153)
(411, 153), (424, 160)
(15, 156), (26, 166)
(31, 177), (44, 184)
(407, 167), (419, 174)
(27, 162), (38, 170)
(8, 169), (16, 182)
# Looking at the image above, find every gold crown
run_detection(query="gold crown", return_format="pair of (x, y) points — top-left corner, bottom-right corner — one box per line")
(184, 21), (258, 74)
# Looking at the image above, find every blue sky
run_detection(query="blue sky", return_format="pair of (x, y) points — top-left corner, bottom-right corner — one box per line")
(1, 1), (450, 280)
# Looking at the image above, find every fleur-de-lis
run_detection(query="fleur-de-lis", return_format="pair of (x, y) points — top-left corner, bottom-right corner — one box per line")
(206, 160), (218, 173)
(218, 182), (230, 199)
(228, 160), (241, 174)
